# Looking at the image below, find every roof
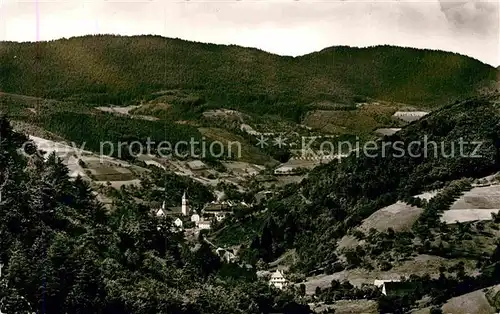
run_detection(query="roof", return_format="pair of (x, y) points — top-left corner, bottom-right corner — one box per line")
(271, 269), (285, 279)
(203, 203), (230, 212)
(156, 206), (183, 216)
(383, 281), (415, 296)
(274, 166), (297, 174)
(187, 160), (207, 170)
(256, 270), (270, 278)
(374, 279), (401, 287)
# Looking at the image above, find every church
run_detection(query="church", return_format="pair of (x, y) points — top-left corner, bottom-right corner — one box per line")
(154, 192), (212, 230)
(156, 191), (190, 217)
(155, 191), (190, 230)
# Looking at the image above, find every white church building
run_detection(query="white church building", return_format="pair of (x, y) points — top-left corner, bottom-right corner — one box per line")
(156, 191), (190, 217)
(154, 192), (213, 230)
(155, 191), (192, 230)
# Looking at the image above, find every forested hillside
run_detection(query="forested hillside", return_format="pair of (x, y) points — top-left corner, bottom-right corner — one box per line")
(221, 94), (500, 271)
(0, 116), (310, 313)
(0, 35), (498, 120)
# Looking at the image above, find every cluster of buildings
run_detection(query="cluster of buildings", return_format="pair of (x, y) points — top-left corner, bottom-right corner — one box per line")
(154, 192), (247, 231)
(153, 192), (293, 290)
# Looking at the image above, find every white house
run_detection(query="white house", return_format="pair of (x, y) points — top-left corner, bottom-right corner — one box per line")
(156, 201), (167, 217)
(191, 213), (200, 224)
(222, 251), (236, 263)
(269, 269), (288, 289)
(173, 217), (183, 229)
(156, 208), (165, 217)
(198, 220), (211, 230)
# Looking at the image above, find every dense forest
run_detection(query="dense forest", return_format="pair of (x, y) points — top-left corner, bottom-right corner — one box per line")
(0, 35), (498, 121)
(0, 116), (311, 313)
(219, 94), (500, 272)
(35, 111), (206, 159)
(127, 167), (216, 210)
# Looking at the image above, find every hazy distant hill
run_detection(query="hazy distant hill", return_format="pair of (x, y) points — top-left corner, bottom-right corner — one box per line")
(0, 35), (498, 120)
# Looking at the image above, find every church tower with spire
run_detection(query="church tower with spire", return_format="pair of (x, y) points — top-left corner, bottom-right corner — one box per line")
(182, 191), (189, 216)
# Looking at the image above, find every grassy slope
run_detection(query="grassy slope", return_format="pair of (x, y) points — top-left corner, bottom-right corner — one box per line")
(441, 285), (499, 314)
(0, 35), (498, 121)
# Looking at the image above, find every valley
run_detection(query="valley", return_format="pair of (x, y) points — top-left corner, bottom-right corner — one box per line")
(0, 35), (499, 314)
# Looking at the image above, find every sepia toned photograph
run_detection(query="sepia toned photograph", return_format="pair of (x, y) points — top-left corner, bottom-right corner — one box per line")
(0, 0), (499, 313)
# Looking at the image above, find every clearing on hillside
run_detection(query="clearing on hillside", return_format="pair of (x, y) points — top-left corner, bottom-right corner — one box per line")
(357, 201), (424, 233)
(336, 199), (425, 251)
(300, 255), (474, 295)
(441, 185), (500, 224)
(441, 285), (500, 314)
(302, 102), (402, 135)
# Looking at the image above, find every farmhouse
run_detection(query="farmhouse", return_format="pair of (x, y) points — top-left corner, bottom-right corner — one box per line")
(201, 201), (232, 221)
(274, 166), (295, 175)
(374, 279), (414, 296)
(375, 128), (402, 137)
(374, 280), (399, 295)
(240, 124), (261, 136)
(143, 159), (166, 170)
(270, 269), (289, 289)
(187, 160), (207, 171)
(393, 111), (429, 122)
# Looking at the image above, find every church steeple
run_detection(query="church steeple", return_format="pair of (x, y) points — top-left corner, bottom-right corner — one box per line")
(182, 190), (189, 216)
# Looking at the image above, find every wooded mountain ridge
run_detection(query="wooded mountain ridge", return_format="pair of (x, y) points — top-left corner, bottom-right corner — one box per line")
(1, 35), (498, 120)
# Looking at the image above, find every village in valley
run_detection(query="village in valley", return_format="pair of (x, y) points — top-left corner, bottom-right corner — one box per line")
(20, 107), (500, 306)
(153, 188), (299, 289)
(0, 24), (499, 311)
